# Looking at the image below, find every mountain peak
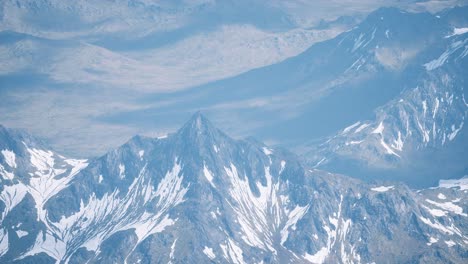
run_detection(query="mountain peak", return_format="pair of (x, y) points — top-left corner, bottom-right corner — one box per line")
(187, 111), (208, 129)
(176, 112), (226, 143)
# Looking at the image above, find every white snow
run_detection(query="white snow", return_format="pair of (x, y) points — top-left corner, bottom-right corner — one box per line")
(119, 163), (125, 179)
(203, 163), (215, 187)
(0, 229), (8, 257)
(437, 193), (446, 200)
(170, 238), (177, 260)
(280, 160), (286, 174)
(22, 159), (188, 263)
(304, 195), (358, 264)
(422, 205), (447, 217)
(438, 177), (468, 191)
(448, 122), (464, 141)
(220, 239), (245, 264)
(203, 246), (216, 260)
(424, 40), (465, 70)
(304, 247), (328, 264)
(224, 163), (279, 252)
(157, 134), (168, 139)
(372, 122), (384, 134)
(446, 27), (468, 37)
(352, 33), (366, 52)
(313, 157), (326, 168)
(437, 193), (447, 200)
(98, 174), (103, 183)
(22, 230), (67, 261)
(0, 183), (29, 221)
(425, 199), (467, 216)
(138, 150), (144, 159)
(380, 138), (400, 157)
(0, 164), (14, 180)
(210, 212), (217, 219)
(16, 230), (29, 238)
(281, 205), (309, 245)
(355, 123), (370, 133)
(25, 149), (88, 223)
(391, 131), (404, 151)
(345, 140), (364, 146)
(419, 216), (462, 236)
(422, 100), (427, 117)
(213, 145), (219, 153)
(342, 122), (361, 134)
(433, 98), (439, 118)
(1, 150), (16, 168)
(427, 237), (438, 246)
(27, 147), (55, 172)
(371, 186), (394, 192)
(262, 147), (273, 156)
(445, 240), (456, 247)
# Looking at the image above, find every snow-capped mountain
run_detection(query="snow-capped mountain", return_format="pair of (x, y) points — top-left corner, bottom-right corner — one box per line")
(302, 11), (468, 187)
(1, 114), (467, 263)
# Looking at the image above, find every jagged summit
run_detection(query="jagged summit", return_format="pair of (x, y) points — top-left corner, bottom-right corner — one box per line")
(0, 118), (467, 263)
(176, 112), (229, 144)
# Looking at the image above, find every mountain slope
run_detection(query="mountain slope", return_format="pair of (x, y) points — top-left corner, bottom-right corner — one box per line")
(0, 114), (467, 263)
(303, 22), (468, 187)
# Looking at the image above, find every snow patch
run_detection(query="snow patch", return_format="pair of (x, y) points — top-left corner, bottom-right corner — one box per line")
(371, 186), (394, 192)
(419, 216), (462, 236)
(427, 237), (438, 246)
(355, 123), (370, 133)
(372, 122), (384, 134)
(391, 131), (404, 151)
(446, 27), (468, 37)
(0, 229), (8, 257)
(220, 239), (245, 264)
(203, 246), (216, 260)
(425, 199), (467, 216)
(281, 205), (309, 245)
(448, 122), (463, 141)
(422, 205), (447, 217)
(203, 163), (215, 187)
(342, 122), (360, 134)
(262, 147), (273, 156)
(0, 164), (14, 180)
(445, 240), (456, 247)
(424, 40), (465, 70)
(304, 247), (328, 264)
(280, 160), (286, 174)
(1, 150), (16, 168)
(16, 230), (29, 238)
(438, 177), (468, 191)
(119, 163), (125, 179)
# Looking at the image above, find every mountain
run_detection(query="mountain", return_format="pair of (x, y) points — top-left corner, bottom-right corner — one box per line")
(102, 6), (467, 144)
(82, 6), (468, 188)
(1, 114), (467, 263)
(301, 8), (468, 187)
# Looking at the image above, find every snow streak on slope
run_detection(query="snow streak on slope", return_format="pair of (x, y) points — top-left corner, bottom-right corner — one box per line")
(21, 159), (189, 262)
(26, 147), (88, 222)
(224, 163), (281, 253)
(0, 146), (88, 225)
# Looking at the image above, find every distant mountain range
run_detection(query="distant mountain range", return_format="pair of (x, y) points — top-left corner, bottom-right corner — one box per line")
(1, 3), (468, 263)
(0, 113), (467, 263)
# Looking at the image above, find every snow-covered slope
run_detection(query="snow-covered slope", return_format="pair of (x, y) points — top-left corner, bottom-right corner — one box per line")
(0, 114), (467, 263)
(303, 23), (468, 187)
